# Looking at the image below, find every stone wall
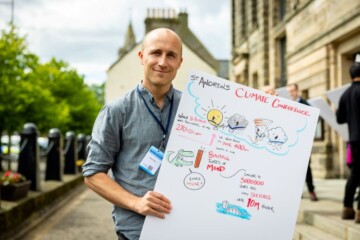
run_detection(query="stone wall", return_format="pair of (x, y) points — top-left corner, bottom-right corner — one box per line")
(231, 0), (360, 178)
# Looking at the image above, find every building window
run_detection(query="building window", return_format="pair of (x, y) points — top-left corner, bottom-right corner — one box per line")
(302, 89), (309, 100)
(279, 36), (287, 87)
(253, 72), (258, 89)
(241, 0), (247, 37)
(232, 0), (240, 47)
(251, 0), (258, 28)
(353, 52), (360, 62)
(236, 74), (242, 84)
(314, 118), (324, 141)
(279, 0), (287, 21)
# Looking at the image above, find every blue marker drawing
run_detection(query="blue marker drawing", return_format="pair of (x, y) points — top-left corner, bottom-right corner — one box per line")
(218, 118), (308, 156)
(216, 200), (251, 220)
(188, 77), (309, 156)
(187, 81), (204, 120)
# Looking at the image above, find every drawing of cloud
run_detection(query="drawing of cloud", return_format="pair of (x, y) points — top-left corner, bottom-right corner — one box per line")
(228, 114), (248, 133)
(186, 75), (309, 156)
(267, 127), (288, 144)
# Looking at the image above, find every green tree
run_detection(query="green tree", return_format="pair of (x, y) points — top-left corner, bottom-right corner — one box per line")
(0, 25), (56, 170)
(31, 58), (102, 134)
(89, 82), (105, 106)
(0, 24), (102, 171)
(0, 25), (40, 134)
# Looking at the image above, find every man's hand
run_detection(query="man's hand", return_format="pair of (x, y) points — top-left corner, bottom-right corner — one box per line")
(84, 173), (172, 218)
(134, 191), (172, 218)
(263, 85), (278, 96)
(264, 89), (278, 96)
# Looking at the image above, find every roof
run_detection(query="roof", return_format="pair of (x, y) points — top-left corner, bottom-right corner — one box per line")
(109, 9), (220, 73)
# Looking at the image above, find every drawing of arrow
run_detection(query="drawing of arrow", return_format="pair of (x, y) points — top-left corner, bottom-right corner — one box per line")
(179, 133), (216, 146)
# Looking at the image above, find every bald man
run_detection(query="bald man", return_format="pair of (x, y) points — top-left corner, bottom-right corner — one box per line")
(83, 28), (183, 240)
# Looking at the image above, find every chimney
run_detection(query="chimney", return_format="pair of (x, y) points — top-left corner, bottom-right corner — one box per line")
(144, 8), (180, 34)
(178, 9), (188, 27)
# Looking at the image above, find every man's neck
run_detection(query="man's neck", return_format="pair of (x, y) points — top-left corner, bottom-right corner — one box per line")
(143, 83), (170, 109)
(353, 77), (360, 82)
(153, 91), (166, 109)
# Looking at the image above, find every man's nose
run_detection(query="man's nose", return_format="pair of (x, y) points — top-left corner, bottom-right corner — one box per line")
(158, 55), (167, 67)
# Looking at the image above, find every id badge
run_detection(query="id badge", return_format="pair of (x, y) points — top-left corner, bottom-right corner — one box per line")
(139, 146), (164, 175)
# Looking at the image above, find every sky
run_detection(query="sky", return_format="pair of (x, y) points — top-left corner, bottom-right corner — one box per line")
(0, 0), (231, 85)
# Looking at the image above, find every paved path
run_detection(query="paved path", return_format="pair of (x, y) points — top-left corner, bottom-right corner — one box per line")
(19, 178), (359, 240)
(22, 189), (116, 240)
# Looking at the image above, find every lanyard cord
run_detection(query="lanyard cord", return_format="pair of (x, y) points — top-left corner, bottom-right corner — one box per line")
(136, 86), (174, 139)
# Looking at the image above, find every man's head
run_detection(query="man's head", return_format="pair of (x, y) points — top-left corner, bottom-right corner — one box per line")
(286, 83), (299, 101)
(138, 28), (183, 91)
(349, 63), (360, 81)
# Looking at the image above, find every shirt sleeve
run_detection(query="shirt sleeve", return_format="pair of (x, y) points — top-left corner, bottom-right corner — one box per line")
(82, 103), (123, 177)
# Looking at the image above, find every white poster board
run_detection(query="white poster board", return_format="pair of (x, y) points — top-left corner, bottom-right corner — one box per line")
(308, 97), (349, 141)
(140, 71), (319, 240)
(275, 86), (291, 99)
(326, 83), (350, 109)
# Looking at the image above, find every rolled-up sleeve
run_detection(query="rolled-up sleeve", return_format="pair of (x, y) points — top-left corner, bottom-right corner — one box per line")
(82, 102), (123, 177)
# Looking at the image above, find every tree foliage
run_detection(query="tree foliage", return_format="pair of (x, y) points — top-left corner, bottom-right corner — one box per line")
(89, 82), (105, 106)
(0, 25), (40, 134)
(0, 25), (102, 136)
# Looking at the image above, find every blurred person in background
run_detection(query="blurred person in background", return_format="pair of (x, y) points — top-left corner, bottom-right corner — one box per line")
(287, 83), (318, 201)
(336, 53), (360, 223)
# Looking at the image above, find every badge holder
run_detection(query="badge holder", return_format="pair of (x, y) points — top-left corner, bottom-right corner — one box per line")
(139, 146), (164, 175)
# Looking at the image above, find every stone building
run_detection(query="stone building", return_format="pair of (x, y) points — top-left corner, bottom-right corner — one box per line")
(231, 0), (360, 178)
(106, 9), (228, 103)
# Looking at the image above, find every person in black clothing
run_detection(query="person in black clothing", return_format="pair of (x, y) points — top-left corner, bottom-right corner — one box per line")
(287, 83), (318, 201)
(336, 54), (360, 223)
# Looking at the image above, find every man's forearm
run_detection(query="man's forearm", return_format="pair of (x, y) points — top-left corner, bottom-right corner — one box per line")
(84, 172), (140, 212)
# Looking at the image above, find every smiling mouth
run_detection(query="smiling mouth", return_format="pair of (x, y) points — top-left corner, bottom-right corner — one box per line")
(209, 120), (219, 125)
(154, 70), (170, 74)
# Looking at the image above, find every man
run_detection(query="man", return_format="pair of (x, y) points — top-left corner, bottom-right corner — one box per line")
(82, 28), (183, 240)
(286, 83), (318, 201)
(336, 54), (360, 223)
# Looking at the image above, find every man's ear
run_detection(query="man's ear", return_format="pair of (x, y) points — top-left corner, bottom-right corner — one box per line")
(138, 51), (144, 65)
(177, 57), (183, 69)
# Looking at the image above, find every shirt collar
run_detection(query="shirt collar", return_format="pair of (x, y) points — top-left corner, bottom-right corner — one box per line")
(138, 82), (174, 103)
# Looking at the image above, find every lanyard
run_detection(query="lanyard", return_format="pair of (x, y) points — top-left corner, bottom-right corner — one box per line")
(137, 86), (174, 150)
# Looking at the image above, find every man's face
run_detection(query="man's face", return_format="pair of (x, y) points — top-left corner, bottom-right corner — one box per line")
(287, 85), (299, 101)
(138, 30), (183, 89)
